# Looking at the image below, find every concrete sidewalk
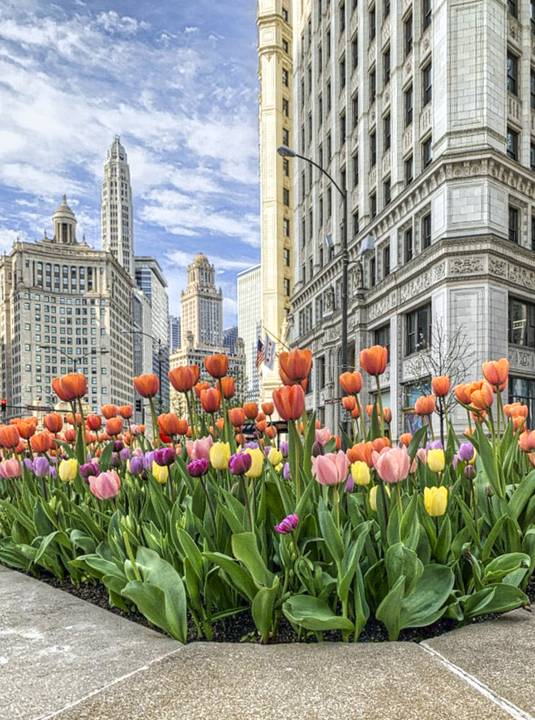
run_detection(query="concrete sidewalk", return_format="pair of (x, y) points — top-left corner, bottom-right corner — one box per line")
(1, 568), (533, 720)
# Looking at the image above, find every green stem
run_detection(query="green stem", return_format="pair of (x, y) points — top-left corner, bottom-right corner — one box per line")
(122, 530), (141, 581)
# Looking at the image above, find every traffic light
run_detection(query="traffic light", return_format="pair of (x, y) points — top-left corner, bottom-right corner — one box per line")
(1, 399), (7, 415)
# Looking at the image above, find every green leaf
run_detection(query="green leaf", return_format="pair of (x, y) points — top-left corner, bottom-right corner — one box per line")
(318, 507), (344, 564)
(231, 532), (274, 588)
(473, 423), (503, 498)
(461, 584), (528, 620)
(176, 528), (204, 583)
(251, 580), (280, 642)
(399, 564), (454, 629)
(283, 594), (354, 631)
(508, 470), (535, 520)
(435, 516), (452, 564)
(338, 521), (371, 605)
(385, 542), (423, 595)
(376, 575), (405, 640)
(204, 551), (257, 601)
(353, 566), (370, 640)
(483, 553), (530, 584)
(98, 441), (115, 471)
(33, 530), (70, 566)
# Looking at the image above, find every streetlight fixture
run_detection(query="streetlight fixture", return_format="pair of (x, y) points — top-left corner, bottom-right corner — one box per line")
(125, 330), (165, 414)
(277, 145), (350, 374)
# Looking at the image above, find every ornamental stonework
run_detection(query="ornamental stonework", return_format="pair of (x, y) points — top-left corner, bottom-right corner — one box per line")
(509, 347), (535, 372)
(489, 258), (507, 278)
(399, 262), (446, 303)
(508, 265), (535, 291)
(368, 291), (397, 322)
(449, 256), (485, 275)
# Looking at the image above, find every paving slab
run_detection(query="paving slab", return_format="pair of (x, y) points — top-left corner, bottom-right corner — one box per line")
(51, 642), (512, 720)
(0, 569), (181, 720)
(424, 606), (535, 718)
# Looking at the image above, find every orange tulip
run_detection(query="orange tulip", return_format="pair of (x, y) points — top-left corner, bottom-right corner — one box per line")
(86, 414), (102, 431)
(519, 430), (535, 452)
(101, 404), (118, 419)
(383, 407), (392, 424)
(194, 381), (211, 398)
(256, 419), (267, 433)
(469, 381), (493, 411)
(200, 388), (221, 413)
(30, 431), (52, 453)
(351, 407), (361, 419)
(220, 376), (235, 399)
(482, 358), (509, 391)
(372, 436), (391, 452)
(347, 441), (373, 467)
(504, 402), (528, 419)
(204, 354), (229, 379)
(44, 412), (63, 434)
(272, 385), (305, 420)
(262, 402), (274, 416)
(243, 402), (258, 420)
(53, 373), (87, 401)
(235, 432), (245, 446)
(133, 373), (159, 398)
(399, 433), (412, 447)
(157, 413), (182, 436)
(359, 345), (388, 376)
(414, 395), (436, 416)
(15, 417), (37, 439)
(455, 383), (472, 405)
(228, 407), (246, 427)
(168, 365), (200, 392)
(64, 428), (76, 442)
(342, 396), (357, 412)
(105, 417), (123, 436)
(0, 424), (19, 449)
(511, 415), (526, 431)
(215, 418), (225, 431)
(265, 424), (277, 439)
(432, 376), (451, 397)
(339, 371), (363, 395)
(278, 348), (312, 384)
(119, 405), (133, 419)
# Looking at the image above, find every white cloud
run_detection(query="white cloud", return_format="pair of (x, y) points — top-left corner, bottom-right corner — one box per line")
(167, 249), (255, 272)
(0, 227), (27, 252)
(96, 11), (150, 35)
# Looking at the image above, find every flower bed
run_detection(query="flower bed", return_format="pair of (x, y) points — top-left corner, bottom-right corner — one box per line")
(0, 350), (534, 643)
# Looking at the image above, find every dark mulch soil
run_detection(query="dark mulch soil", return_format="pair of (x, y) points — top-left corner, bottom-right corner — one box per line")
(33, 572), (535, 644)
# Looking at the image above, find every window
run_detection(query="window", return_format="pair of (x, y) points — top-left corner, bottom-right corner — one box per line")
(352, 153), (359, 186)
(509, 205), (519, 243)
(352, 94), (359, 125)
(369, 4), (376, 41)
(370, 67), (376, 101)
(282, 5), (289, 21)
(317, 355), (326, 390)
(507, 127), (519, 160)
(406, 304), (432, 355)
(507, 53), (518, 95)
(352, 211), (359, 236)
(532, 0), (535, 33)
(340, 55), (346, 87)
(423, 0), (432, 28)
(384, 0), (390, 18)
(283, 158), (289, 177)
(282, 67), (289, 86)
(404, 13), (413, 57)
(339, 1), (346, 32)
(383, 177), (391, 205)
(370, 256), (376, 286)
(284, 278), (291, 296)
(283, 188), (290, 206)
(383, 244), (390, 276)
(508, 0), (517, 17)
(404, 155), (413, 185)
(370, 192), (377, 218)
(283, 217), (290, 237)
(340, 110), (346, 145)
(383, 113), (391, 150)
(374, 323), (390, 355)
(370, 131), (377, 167)
(282, 38), (289, 54)
(422, 213), (432, 248)
(404, 227), (413, 262)
(282, 98), (289, 116)
(327, 80), (332, 112)
(422, 62), (432, 105)
(509, 298), (535, 347)
(404, 85), (413, 126)
(532, 214), (535, 250)
(531, 68), (535, 109)
(383, 47), (390, 84)
(422, 136), (432, 167)
(283, 127), (290, 145)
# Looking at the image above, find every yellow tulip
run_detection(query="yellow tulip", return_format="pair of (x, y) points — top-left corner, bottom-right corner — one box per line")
(351, 461), (371, 486)
(209, 442), (231, 470)
(424, 486), (448, 516)
(268, 447), (283, 466)
(58, 458), (78, 483)
(152, 461), (169, 484)
(427, 449), (445, 473)
(245, 448), (264, 478)
(369, 484), (390, 511)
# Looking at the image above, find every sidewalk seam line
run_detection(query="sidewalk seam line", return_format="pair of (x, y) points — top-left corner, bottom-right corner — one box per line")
(419, 641), (534, 720)
(35, 645), (185, 720)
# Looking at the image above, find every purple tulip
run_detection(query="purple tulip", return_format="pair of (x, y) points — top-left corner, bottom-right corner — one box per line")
(458, 442), (475, 462)
(49, 467), (57, 478)
(33, 457), (50, 477)
(80, 460), (100, 479)
(154, 447), (176, 467)
(113, 441), (124, 452)
(229, 452), (252, 476)
(143, 451), (155, 470)
(245, 441), (259, 450)
(274, 513), (299, 534)
(426, 440), (443, 450)
(187, 458), (209, 477)
(128, 456), (145, 475)
(119, 447), (131, 462)
(279, 441), (289, 458)
(23, 458), (33, 471)
(452, 454), (459, 470)
(283, 462), (291, 480)
(345, 475), (355, 493)
(110, 452), (120, 467)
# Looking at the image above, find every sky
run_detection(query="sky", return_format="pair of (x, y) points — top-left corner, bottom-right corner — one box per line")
(0, 0), (260, 325)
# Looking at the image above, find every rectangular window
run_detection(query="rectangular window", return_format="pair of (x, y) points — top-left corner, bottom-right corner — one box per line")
(369, 4), (376, 41)
(370, 67), (376, 101)
(284, 248), (290, 266)
(283, 188), (290, 206)
(507, 53), (518, 95)
(352, 153), (359, 186)
(383, 244), (390, 276)
(406, 303), (432, 355)
(509, 298), (535, 347)
(383, 47), (390, 85)
(282, 98), (289, 116)
(282, 67), (289, 86)
(374, 323), (390, 355)
(370, 256), (376, 287)
(370, 131), (377, 167)
(422, 212), (432, 248)
(284, 277), (291, 296)
(283, 127), (290, 145)
(507, 127), (519, 160)
(509, 205), (519, 244)
(383, 177), (391, 205)
(531, 143), (535, 171)
(404, 85), (413, 126)
(370, 192), (377, 218)
(384, 113), (391, 150)
(352, 94), (359, 125)
(422, 136), (432, 167)
(282, 38), (289, 54)
(423, 0), (432, 28)
(353, 211), (360, 236)
(404, 13), (413, 57)
(283, 217), (290, 237)
(327, 80), (332, 112)
(283, 158), (289, 176)
(532, 214), (535, 250)
(532, 0), (535, 33)
(384, 0), (390, 18)
(404, 155), (413, 185)
(404, 228), (413, 262)
(508, 0), (517, 17)
(340, 55), (346, 87)
(339, 1), (346, 32)
(282, 5), (289, 21)
(422, 62), (432, 105)
(340, 110), (346, 145)
(352, 34), (358, 69)
(531, 68), (535, 109)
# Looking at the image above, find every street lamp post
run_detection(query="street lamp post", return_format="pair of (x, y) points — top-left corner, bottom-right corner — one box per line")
(127, 330), (164, 414)
(277, 145), (349, 374)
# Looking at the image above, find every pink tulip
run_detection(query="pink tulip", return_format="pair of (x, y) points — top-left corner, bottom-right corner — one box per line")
(88, 470), (121, 500)
(372, 446), (410, 484)
(186, 436), (213, 461)
(312, 450), (349, 486)
(0, 459), (21, 478)
(315, 427), (332, 446)
(416, 448), (427, 464)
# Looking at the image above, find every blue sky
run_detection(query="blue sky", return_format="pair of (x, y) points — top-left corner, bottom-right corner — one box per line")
(0, 0), (259, 324)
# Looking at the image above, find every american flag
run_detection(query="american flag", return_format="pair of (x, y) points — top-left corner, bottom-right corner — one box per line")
(255, 338), (265, 369)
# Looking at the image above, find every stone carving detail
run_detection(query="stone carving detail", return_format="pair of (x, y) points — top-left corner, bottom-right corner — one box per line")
(324, 286), (335, 311)
(509, 347), (535, 371)
(508, 264), (535, 290)
(368, 291), (397, 321)
(489, 258), (507, 278)
(450, 256), (485, 275)
(399, 262), (445, 303)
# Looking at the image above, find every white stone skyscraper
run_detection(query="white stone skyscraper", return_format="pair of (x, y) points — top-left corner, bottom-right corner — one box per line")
(101, 137), (134, 278)
(180, 254), (223, 347)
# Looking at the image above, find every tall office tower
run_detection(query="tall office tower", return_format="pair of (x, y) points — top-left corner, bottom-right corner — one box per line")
(180, 253), (223, 347)
(170, 254), (246, 415)
(101, 136), (134, 278)
(237, 264), (262, 401)
(134, 257), (170, 412)
(223, 326), (239, 354)
(286, 0), (535, 433)
(132, 288), (153, 422)
(0, 197), (134, 416)
(169, 315), (181, 352)
(258, 0), (294, 401)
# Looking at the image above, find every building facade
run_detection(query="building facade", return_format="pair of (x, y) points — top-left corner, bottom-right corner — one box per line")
(101, 137), (134, 278)
(223, 326), (239, 354)
(134, 257), (170, 413)
(169, 314), (181, 353)
(237, 264), (262, 401)
(0, 197), (134, 416)
(132, 288), (154, 422)
(284, 0), (535, 434)
(258, 0), (295, 401)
